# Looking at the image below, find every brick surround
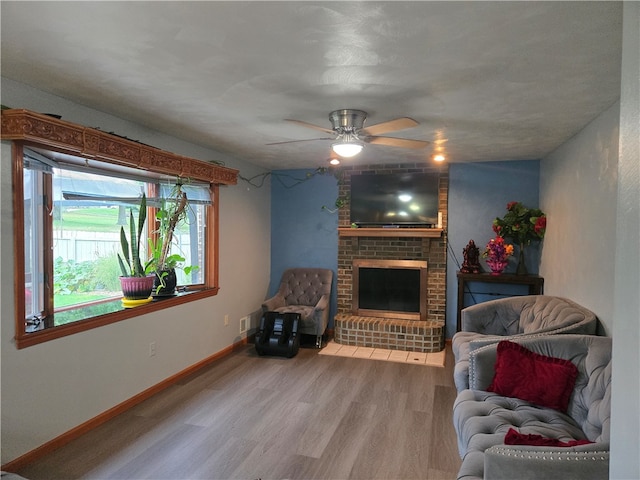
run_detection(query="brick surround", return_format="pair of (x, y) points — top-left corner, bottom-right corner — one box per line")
(335, 163), (448, 353)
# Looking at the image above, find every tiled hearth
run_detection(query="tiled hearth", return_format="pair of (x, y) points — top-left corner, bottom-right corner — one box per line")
(319, 340), (446, 367)
(334, 163), (448, 353)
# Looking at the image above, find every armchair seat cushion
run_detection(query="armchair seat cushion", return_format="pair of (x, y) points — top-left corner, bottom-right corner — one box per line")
(269, 305), (315, 328)
(452, 335), (612, 480)
(453, 390), (588, 458)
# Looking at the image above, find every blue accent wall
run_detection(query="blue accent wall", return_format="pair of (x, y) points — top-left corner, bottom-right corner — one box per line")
(270, 169), (339, 324)
(271, 161), (540, 338)
(446, 160), (540, 337)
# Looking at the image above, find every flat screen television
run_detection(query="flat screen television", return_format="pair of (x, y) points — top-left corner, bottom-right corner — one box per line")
(350, 172), (440, 227)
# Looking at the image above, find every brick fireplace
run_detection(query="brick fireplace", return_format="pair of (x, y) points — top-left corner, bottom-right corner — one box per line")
(334, 163), (448, 353)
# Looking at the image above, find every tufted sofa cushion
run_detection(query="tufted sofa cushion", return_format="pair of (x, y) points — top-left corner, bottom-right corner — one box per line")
(453, 335), (611, 480)
(452, 296), (599, 392)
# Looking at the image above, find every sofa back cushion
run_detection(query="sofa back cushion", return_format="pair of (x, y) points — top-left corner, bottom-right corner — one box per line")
(518, 296), (598, 335)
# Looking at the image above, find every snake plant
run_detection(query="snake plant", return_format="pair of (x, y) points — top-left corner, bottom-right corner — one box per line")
(117, 193), (152, 277)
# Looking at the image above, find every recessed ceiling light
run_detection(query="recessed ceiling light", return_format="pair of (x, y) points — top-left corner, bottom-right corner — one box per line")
(433, 154), (446, 162)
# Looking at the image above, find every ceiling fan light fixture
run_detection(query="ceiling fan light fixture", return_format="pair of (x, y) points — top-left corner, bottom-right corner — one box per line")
(332, 142), (363, 157)
(332, 132), (363, 157)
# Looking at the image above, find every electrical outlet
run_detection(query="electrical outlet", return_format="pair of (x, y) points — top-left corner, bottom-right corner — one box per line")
(149, 341), (156, 357)
(239, 316), (248, 334)
(224, 314), (229, 326)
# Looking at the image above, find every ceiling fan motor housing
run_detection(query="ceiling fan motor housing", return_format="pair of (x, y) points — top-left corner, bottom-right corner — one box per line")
(329, 109), (367, 133)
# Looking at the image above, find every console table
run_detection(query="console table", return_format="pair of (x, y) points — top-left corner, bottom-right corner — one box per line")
(456, 272), (544, 332)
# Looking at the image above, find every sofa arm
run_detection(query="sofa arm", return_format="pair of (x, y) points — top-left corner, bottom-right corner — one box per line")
(484, 444), (609, 480)
(262, 294), (285, 312)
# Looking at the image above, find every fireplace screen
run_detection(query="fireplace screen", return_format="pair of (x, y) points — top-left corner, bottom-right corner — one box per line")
(359, 268), (420, 312)
(352, 259), (428, 320)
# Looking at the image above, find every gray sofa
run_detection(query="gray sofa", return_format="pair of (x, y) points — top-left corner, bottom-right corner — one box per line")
(453, 334), (611, 480)
(262, 268), (333, 348)
(452, 295), (598, 392)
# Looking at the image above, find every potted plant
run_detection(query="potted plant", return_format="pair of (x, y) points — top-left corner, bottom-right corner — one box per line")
(117, 193), (155, 303)
(149, 183), (198, 296)
(492, 201), (547, 275)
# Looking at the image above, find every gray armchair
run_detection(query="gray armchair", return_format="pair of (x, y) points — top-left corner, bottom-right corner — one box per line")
(453, 334), (612, 480)
(262, 268), (333, 348)
(452, 295), (599, 392)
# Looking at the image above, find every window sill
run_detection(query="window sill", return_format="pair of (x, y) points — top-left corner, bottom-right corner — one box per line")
(14, 287), (219, 349)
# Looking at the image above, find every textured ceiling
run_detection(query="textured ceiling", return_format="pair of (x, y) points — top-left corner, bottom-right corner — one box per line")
(1, 2), (623, 170)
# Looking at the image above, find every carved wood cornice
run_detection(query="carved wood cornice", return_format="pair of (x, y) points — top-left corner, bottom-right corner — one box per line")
(1, 109), (238, 185)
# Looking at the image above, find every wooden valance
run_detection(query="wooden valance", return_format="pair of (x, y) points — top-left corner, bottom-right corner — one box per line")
(1, 109), (238, 185)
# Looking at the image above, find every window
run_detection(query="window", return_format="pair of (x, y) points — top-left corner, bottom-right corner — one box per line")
(13, 144), (221, 348)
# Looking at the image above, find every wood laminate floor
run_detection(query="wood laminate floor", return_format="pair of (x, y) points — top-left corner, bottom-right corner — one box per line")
(15, 343), (461, 480)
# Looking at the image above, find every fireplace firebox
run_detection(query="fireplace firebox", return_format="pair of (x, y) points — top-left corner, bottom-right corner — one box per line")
(352, 259), (428, 321)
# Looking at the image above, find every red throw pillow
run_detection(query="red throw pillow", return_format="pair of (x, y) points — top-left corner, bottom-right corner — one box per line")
(487, 340), (578, 412)
(505, 428), (593, 447)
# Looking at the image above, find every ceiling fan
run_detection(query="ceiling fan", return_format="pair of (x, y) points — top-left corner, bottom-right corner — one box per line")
(267, 109), (430, 157)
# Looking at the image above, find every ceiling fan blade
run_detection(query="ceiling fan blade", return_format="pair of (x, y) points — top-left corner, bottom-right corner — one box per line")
(366, 136), (430, 149)
(360, 117), (418, 136)
(266, 137), (333, 146)
(285, 119), (335, 135)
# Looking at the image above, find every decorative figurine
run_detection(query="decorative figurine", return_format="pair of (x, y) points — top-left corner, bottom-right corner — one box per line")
(461, 239), (481, 273)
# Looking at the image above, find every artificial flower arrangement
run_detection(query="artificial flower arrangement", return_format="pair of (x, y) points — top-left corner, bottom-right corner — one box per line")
(482, 236), (514, 274)
(492, 201), (547, 245)
(492, 201), (547, 274)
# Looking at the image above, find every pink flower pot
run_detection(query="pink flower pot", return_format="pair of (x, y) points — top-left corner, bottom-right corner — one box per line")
(486, 259), (508, 275)
(120, 275), (155, 300)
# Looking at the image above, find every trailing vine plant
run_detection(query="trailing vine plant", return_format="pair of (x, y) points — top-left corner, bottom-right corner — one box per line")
(234, 166), (348, 213)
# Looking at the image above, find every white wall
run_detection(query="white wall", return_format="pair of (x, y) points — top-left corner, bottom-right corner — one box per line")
(610, 2), (640, 477)
(540, 102), (619, 335)
(0, 79), (272, 464)
(540, 3), (640, 476)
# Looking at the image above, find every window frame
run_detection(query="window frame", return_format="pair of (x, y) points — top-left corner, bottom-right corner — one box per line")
(12, 141), (221, 348)
(3, 110), (236, 349)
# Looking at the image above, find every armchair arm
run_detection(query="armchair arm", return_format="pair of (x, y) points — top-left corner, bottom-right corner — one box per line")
(313, 294), (329, 312)
(484, 444), (609, 480)
(461, 301), (520, 335)
(262, 293), (286, 312)
(468, 342), (500, 390)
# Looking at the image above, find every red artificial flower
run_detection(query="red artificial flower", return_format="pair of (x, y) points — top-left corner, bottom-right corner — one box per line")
(491, 202), (547, 244)
(534, 216), (547, 235)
